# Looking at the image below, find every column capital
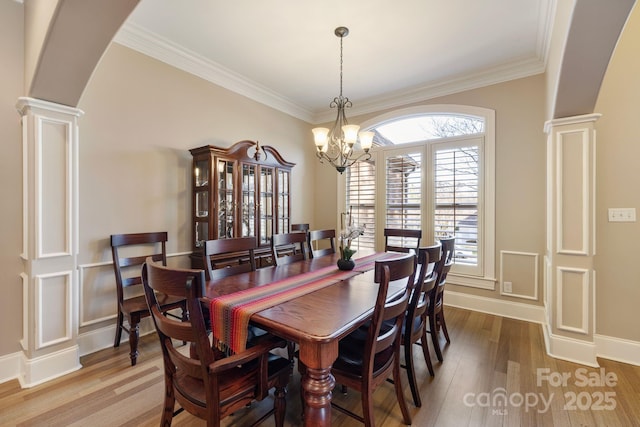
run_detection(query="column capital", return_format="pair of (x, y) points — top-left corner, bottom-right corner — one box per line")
(16, 97), (84, 118)
(544, 113), (602, 134)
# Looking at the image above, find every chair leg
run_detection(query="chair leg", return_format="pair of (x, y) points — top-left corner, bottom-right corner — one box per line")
(404, 341), (421, 407)
(161, 373), (176, 426)
(392, 355), (412, 425)
(113, 310), (124, 347)
(362, 388), (376, 427)
(419, 331), (435, 377)
(128, 315), (140, 366)
(439, 310), (451, 344)
(429, 312), (443, 362)
(273, 385), (287, 427)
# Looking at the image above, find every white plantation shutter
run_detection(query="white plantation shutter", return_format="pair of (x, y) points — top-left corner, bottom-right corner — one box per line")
(346, 159), (376, 250)
(342, 108), (493, 284)
(385, 151), (422, 247)
(433, 141), (480, 269)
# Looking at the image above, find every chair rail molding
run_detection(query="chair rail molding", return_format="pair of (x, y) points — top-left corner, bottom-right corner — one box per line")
(15, 97), (84, 387)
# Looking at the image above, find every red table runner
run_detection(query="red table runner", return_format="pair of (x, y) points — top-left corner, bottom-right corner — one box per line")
(210, 252), (392, 354)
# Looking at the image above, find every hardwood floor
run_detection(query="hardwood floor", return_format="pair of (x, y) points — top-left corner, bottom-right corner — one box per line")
(1, 306), (639, 426)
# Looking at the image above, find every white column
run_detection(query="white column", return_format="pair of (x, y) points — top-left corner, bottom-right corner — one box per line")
(543, 113), (600, 367)
(16, 97), (83, 387)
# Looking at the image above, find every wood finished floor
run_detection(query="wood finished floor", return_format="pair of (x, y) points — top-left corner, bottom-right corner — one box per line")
(1, 306), (639, 427)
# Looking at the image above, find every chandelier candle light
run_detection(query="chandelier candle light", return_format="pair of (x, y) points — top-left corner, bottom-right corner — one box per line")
(313, 27), (374, 174)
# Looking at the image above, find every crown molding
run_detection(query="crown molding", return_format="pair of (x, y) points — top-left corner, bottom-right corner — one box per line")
(114, 22), (546, 126)
(316, 57), (546, 124)
(113, 22), (315, 123)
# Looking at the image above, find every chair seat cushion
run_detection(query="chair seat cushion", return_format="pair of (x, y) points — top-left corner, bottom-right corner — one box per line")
(333, 333), (394, 377)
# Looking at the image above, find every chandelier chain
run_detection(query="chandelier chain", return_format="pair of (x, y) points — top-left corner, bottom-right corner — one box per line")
(339, 35), (343, 98)
(312, 26), (373, 174)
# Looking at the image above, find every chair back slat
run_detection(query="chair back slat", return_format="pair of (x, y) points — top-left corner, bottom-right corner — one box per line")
(271, 232), (309, 265)
(384, 228), (422, 254)
(308, 229), (336, 258)
(203, 237), (257, 281)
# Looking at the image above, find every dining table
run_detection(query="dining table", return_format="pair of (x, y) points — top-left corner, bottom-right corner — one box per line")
(203, 251), (404, 427)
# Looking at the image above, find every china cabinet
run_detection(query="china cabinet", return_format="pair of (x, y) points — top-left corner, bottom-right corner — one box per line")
(190, 140), (294, 268)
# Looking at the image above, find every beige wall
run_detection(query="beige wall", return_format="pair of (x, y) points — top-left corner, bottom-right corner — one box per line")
(0, 0), (26, 356)
(75, 43), (316, 333)
(593, 4), (640, 342)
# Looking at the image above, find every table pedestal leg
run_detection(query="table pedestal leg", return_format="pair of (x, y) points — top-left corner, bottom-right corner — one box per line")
(302, 366), (335, 426)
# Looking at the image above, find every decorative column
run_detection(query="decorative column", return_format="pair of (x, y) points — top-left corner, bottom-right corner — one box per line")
(543, 113), (600, 367)
(16, 97), (83, 387)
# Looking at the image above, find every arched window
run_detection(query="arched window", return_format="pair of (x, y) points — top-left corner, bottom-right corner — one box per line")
(341, 105), (495, 288)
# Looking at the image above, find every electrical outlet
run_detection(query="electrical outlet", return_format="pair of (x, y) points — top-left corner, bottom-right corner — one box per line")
(503, 281), (513, 293)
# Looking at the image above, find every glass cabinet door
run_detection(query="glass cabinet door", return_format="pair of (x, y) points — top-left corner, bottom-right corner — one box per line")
(193, 158), (210, 248)
(217, 159), (235, 239)
(277, 169), (291, 233)
(240, 163), (257, 237)
(259, 167), (274, 246)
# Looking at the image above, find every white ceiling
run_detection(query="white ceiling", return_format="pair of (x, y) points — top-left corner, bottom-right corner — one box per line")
(115, 0), (554, 123)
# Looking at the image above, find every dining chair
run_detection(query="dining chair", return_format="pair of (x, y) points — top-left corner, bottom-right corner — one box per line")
(142, 259), (291, 427)
(291, 223), (310, 233)
(299, 253), (415, 426)
(307, 229), (336, 258)
(383, 228), (422, 254)
(427, 236), (455, 362)
(399, 243), (441, 407)
(111, 231), (186, 366)
(271, 232), (309, 265)
(202, 237), (257, 281)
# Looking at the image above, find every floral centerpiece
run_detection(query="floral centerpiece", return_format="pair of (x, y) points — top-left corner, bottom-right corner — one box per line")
(338, 207), (365, 270)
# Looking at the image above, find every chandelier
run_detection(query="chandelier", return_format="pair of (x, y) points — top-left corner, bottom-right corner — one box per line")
(312, 27), (374, 174)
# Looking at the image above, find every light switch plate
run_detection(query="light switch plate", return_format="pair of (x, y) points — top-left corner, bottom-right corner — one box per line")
(608, 208), (636, 222)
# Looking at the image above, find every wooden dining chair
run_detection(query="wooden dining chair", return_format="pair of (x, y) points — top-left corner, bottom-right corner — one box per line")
(399, 243), (441, 407)
(271, 232), (309, 265)
(384, 228), (422, 254)
(300, 253), (415, 426)
(291, 223), (310, 233)
(202, 237), (257, 281)
(142, 259), (291, 427)
(111, 231), (186, 366)
(307, 229), (336, 258)
(427, 236), (455, 362)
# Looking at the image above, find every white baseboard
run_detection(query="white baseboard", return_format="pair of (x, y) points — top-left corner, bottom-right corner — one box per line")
(78, 318), (156, 357)
(444, 290), (546, 324)
(541, 322), (599, 367)
(0, 351), (21, 385)
(19, 346), (82, 388)
(595, 334), (640, 366)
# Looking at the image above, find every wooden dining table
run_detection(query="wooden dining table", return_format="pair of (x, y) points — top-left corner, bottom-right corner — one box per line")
(203, 252), (404, 427)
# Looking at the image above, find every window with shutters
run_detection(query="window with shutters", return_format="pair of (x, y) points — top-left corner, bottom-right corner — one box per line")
(346, 159), (376, 251)
(343, 105), (495, 288)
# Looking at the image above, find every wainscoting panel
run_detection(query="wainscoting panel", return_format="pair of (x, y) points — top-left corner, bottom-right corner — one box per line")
(556, 128), (590, 255)
(500, 250), (539, 300)
(556, 266), (589, 334)
(37, 117), (72, 258)
(36, 271), (72, 349)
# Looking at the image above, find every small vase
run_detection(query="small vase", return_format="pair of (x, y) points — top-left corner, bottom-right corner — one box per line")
(337, 258), (355, 271)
